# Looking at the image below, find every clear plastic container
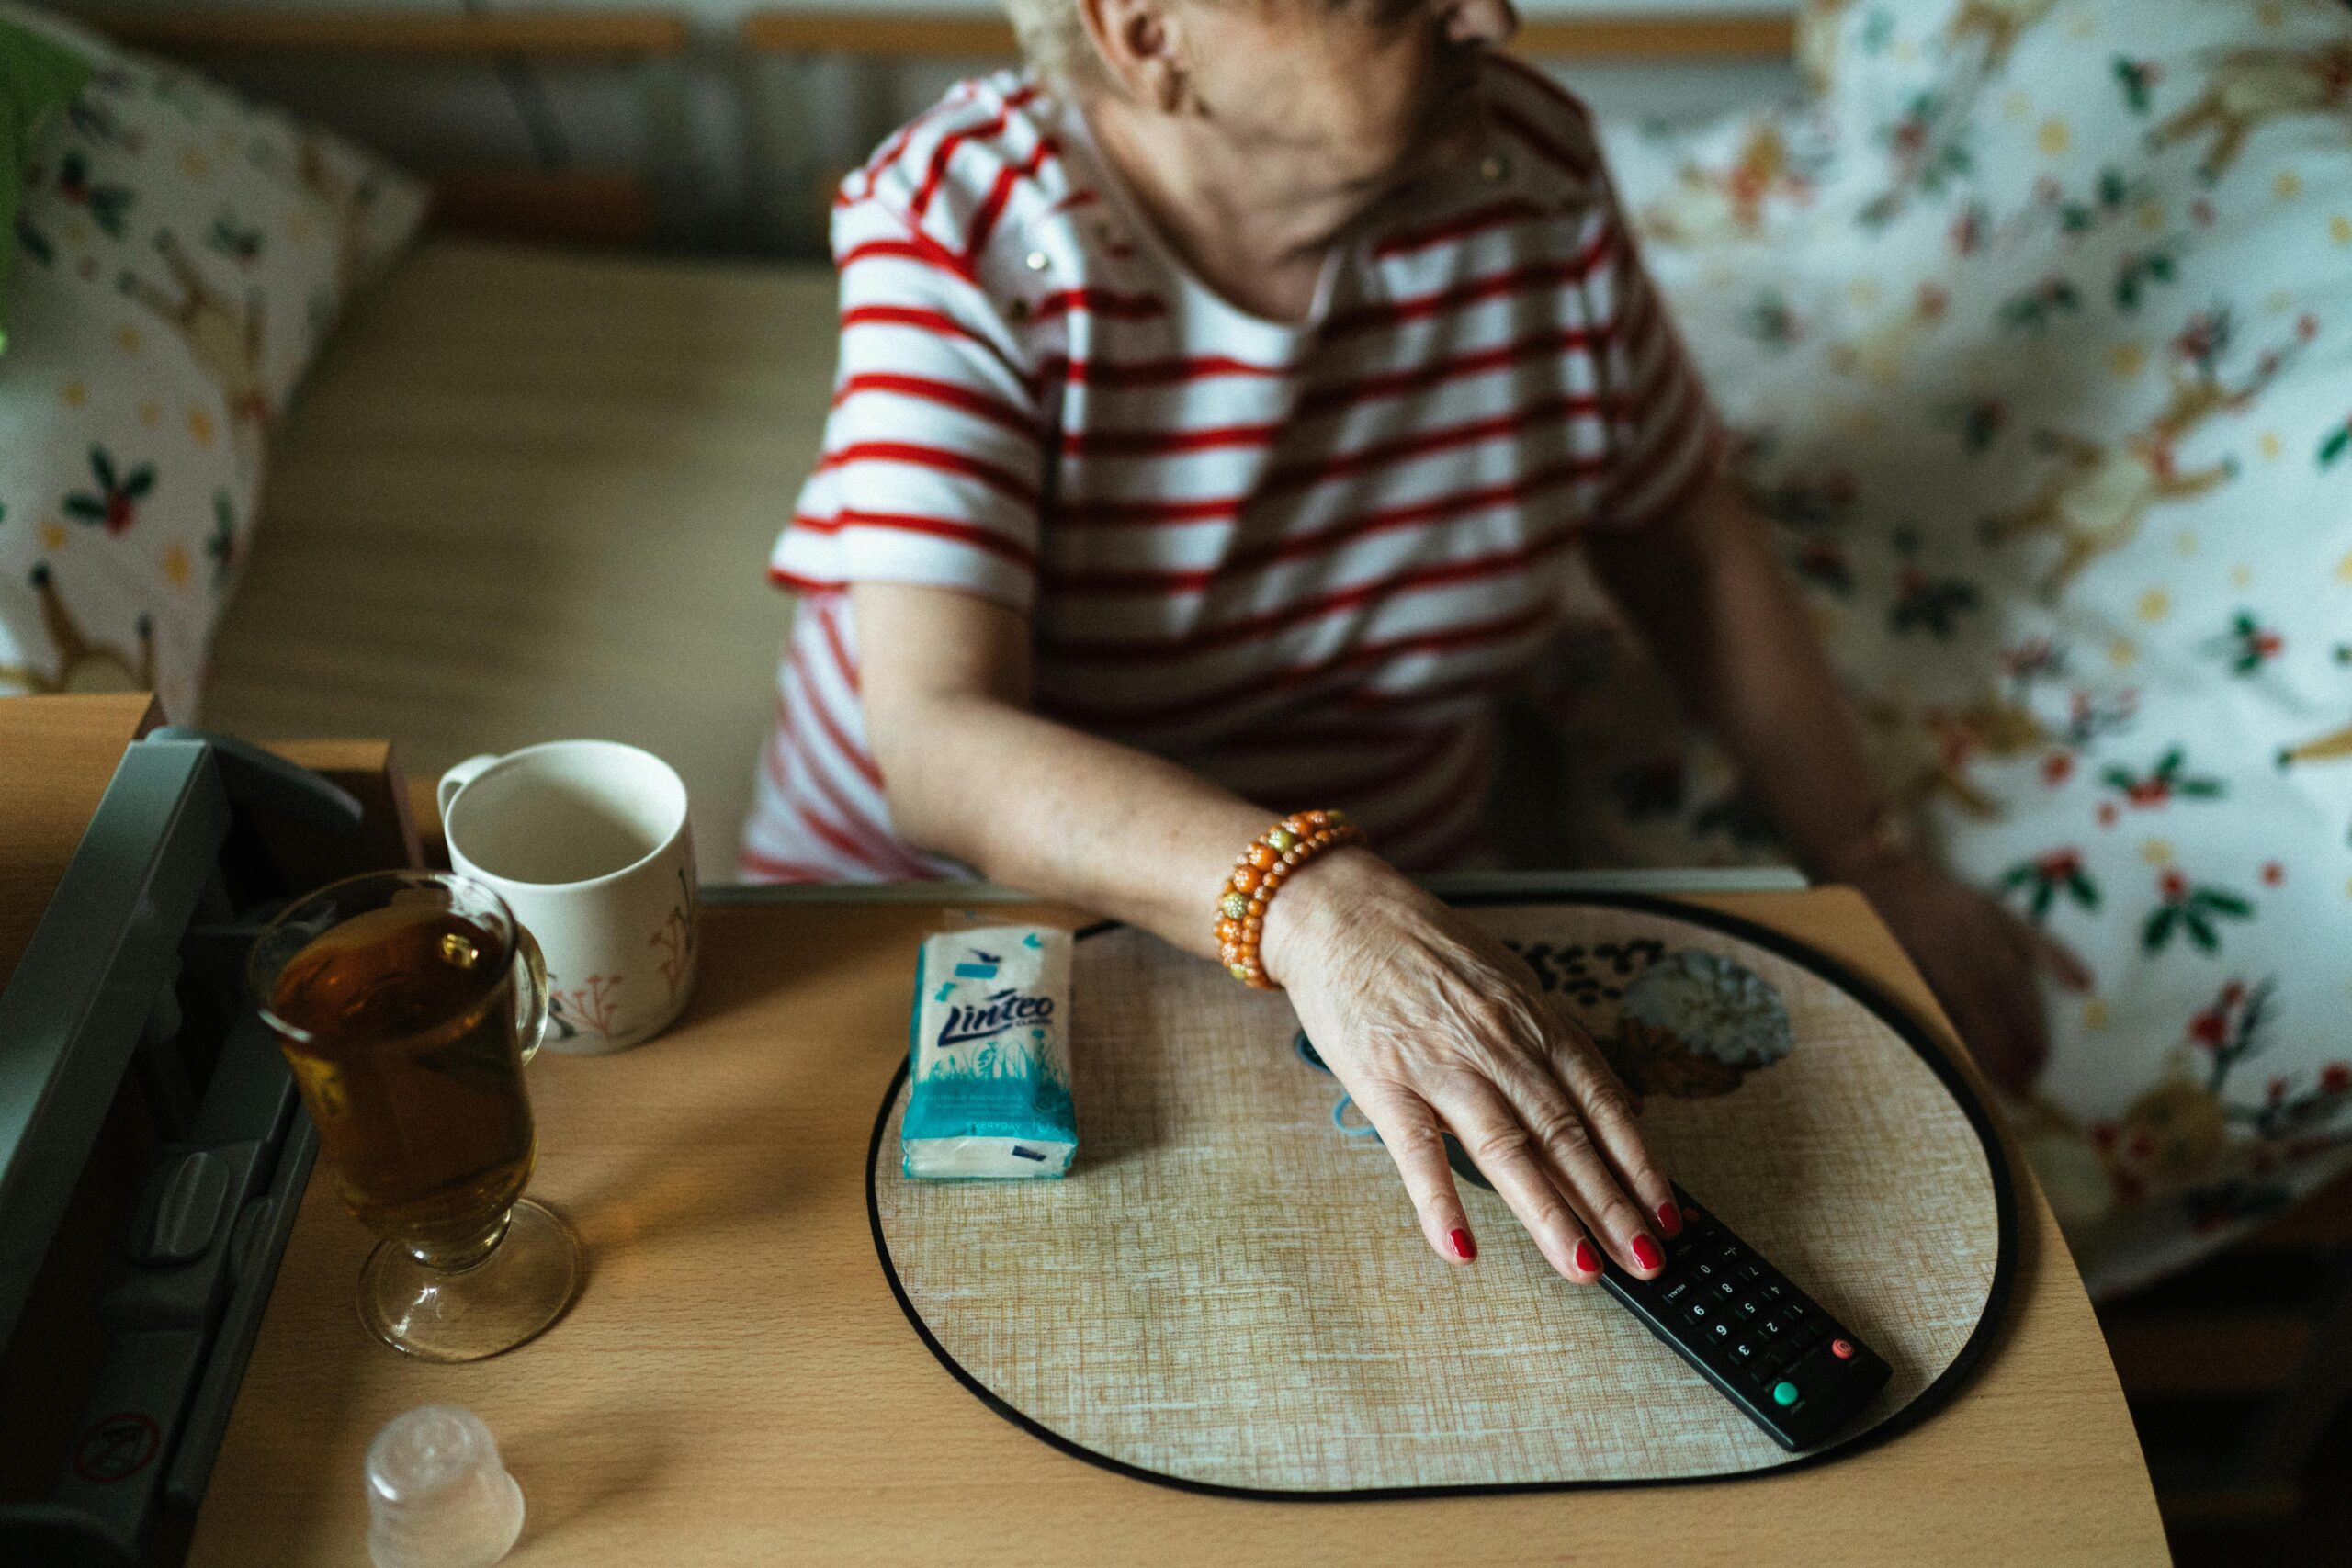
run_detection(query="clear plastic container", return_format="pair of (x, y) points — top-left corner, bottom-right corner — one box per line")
(365, 1404), (526, 1568)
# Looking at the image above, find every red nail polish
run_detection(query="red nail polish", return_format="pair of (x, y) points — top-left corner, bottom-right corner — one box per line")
(1657, 1202), (1683, 1238)
(1632, 1235), (1664, 1271)
(1449, 1227), (1476, 1261)
(1571, 1238), (1600, 1276)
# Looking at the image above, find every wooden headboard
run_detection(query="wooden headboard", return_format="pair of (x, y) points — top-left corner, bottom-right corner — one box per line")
(102, 6), (1795, 64)
(738, 7), (1795, 60)
(87, 6), (1795, 244)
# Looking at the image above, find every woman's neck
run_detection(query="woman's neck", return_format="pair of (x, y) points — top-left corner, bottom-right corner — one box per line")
(1081, 91), (1375, 324)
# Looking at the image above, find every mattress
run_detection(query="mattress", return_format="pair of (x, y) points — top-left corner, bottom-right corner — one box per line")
(201, 238), (840, 877)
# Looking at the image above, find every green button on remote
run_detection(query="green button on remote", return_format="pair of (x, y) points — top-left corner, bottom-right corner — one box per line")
(1772, 1380), (1800, 1407)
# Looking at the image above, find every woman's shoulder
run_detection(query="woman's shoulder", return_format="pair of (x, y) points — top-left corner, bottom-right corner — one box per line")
(831, 70), (1080, 268)
(1473, 51), (1609, 200)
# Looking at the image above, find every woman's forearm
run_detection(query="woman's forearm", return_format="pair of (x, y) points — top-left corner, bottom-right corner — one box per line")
(881, 691), (1289, 952)
(1585, 473), (1897, 882)
(850, 581), (1354, 964)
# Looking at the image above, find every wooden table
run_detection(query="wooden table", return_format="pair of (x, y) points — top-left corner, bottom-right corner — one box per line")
(185, 882), (2169, 1565)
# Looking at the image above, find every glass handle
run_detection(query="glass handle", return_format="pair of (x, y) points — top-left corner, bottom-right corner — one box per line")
(513, 923), (550, 1065)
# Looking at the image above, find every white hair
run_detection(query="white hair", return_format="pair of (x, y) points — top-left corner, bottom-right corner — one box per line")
(1001, 0), (1101, 89)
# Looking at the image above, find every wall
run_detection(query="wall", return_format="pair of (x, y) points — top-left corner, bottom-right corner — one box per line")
(54, 0), (1799, 256)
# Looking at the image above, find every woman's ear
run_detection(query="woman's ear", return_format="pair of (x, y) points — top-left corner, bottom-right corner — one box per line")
(1075, 0), (1189, 110)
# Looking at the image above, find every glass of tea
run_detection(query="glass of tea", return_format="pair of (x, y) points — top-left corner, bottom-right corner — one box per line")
(249, 870), (582, 1361)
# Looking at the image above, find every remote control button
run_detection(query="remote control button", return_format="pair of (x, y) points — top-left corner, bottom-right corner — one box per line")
(1715, 1280), (1738, 1299)
(1690, 1301), (1710, 1320)
(1695, 1262), (1714, 1279)
(1737, 1299), (1760, 1318)
(1663, 1280), (1690, 1304)
(1710, 1321), (1731, 1340)
(1772, 1381), (1800, 1407)
(1732, 1340), (1755, 1362)
(1738, 1264), (1763, 1281)
(1831, 1337), (1856, 1361)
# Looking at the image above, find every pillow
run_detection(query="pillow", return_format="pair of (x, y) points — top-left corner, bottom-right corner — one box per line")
(1582, 0), (2352, 1295)
(0, 4), (426, 717)
(0, 17), (89, 353)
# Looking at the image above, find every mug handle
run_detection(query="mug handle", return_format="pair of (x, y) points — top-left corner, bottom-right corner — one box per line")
(437, 752), (503, 824)
(512, 923), (550, 1066)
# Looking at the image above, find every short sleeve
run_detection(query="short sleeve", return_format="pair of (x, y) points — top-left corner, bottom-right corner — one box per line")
(769, 196), (1047, 610)
(1588, 189), (1724, 532)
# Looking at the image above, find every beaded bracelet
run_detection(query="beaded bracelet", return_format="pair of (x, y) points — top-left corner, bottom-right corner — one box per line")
(1214, 809), (1367, 988)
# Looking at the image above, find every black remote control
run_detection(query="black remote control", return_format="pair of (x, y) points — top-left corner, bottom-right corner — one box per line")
(1596, 1184), (1892, 1451)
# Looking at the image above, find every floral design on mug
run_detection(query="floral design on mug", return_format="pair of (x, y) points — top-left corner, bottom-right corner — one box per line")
(650, 864), (696, 1001)
(548, 974), (625, 1044)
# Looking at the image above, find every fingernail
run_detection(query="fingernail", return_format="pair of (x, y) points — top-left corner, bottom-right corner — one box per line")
(1449, 1227), (1476, 1261)
(1657, 1202), (1683, 1239)
(1571, 1238), (1600, 1277)
(1631, 1235), (1664, 1272)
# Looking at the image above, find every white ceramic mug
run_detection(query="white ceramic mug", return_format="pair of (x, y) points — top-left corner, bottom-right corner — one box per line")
(438, 740), (698, 1055)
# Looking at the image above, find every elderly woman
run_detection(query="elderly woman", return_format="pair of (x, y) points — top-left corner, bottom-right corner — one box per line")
(745, 0), (2080, 1282)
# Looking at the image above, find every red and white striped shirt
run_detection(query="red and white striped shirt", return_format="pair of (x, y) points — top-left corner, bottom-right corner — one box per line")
(744, 57), (1718, 884)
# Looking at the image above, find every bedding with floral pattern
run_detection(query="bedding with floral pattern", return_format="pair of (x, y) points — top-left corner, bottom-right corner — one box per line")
(0, 3), (424, 718)
(1572, 0), (2352, 1295)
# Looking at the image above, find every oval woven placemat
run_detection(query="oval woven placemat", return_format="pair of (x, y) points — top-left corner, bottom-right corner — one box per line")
(870, 897), (2012, 1497)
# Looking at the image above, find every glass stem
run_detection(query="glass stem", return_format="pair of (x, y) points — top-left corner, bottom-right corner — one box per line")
(413, 1207), (514, 1273)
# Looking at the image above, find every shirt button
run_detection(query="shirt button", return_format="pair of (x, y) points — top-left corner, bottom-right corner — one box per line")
(1480, 151), (1512, 185)
(1023, 249), (1050, 272)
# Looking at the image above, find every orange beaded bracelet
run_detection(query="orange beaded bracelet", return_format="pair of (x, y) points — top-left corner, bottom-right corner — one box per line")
(1214, 809), (1367, 988)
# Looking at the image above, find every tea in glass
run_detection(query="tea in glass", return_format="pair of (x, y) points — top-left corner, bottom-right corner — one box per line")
(267, 898), (537, 1266)
(251, 872), (580, 1361)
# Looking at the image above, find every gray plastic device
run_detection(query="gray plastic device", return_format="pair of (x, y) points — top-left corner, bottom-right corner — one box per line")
(0, 729), (365, 1567)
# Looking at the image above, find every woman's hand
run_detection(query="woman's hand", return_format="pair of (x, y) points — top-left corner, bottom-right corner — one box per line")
(1262, 849), (1677, 1283)
(1847, 853), (2093, 1095)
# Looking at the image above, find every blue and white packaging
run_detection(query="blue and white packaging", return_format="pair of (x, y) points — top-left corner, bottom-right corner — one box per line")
(903, 926), (1077, 1179)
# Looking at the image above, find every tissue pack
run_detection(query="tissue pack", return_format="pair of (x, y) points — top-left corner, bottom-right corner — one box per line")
(902, 926), (1077, 1179)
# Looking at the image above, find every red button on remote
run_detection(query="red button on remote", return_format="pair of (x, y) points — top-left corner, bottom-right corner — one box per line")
(1831, 1337), (1856, 1360)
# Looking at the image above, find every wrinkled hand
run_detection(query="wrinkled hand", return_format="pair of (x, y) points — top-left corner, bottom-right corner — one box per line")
(1849, 853), (2092, 1095)
(1262, 850), (1675, 1283)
